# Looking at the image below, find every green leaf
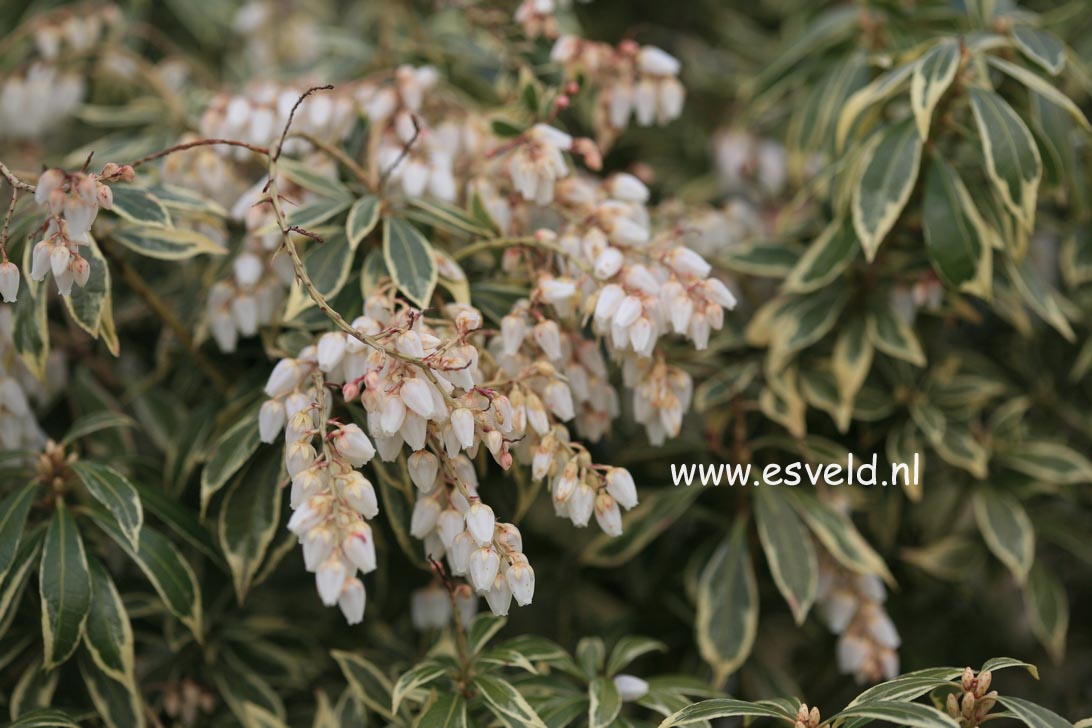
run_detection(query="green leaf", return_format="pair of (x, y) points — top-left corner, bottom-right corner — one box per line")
(201, 409), (261, 518)
(284, 197), (352, 231)
(1011, 26), (1066, 75)
(108, 186), (172, 227)
(836, 61), (917, 150)
(360, 248), (390, 298)
(1023, 564), (1068, 663)
(833, 701), (959, 728)
(277, 159), (354, 200)
(932, 422), (989, 479)
(111, 225), (228, 260)
(579, 486), (701, 567)
(986, 56), (1090, 131)
(62, 236), (110, 338)
(219, 448), (284, 603)
(391, 660), (449, 714)
(845, 667), (963, 705)
(39, 501), (92, 669)
(852, 121), (923, 261)
(467, 613), (507, 654)
(383, 217), (438, 309)
(285, 230), (355, 319)
(1000, 440), (1092, 484)
(867, 303), (925, 367)
(12, 276), (49, 380)
(980, 656), (1040, 678)
(922, 155), (993, 294)
(831, 316), (873, 432)
(61, 411), (136, 445)
(576, 637), (605, 678)
(768, 285), (850, 370)
(71, 462), (143, 551)
(83, 558), (135, 684)
(491, 119), (523, 138)
(331, 650), (395, 720)
(996, 696), (1073, 728)
(606, 636), (666, 677)
(1004, 256), (1075, 341)
(346, 195), (381, 249)
(5, 708), (84, 727)
(78, 649), (144, 728)
(911, 39), (960, 139)
(413, 693), (467, 728)
(784, 218), (858, 292)
(973, 489), (1034, 583)
(474, 675), (546, 728)
(694, 360), (759, 413)
(91, 517), (202, 639)
(0, 530), (45, 637)
(0, 485), (36, 586)
(588, 677), (622, 728)
(10, 656), (59, 720)
(790, 490), (892, 582)
(968, 88), (1042, 233)
(755, 485), (817, 624)
(657, 698), (792, 727)
(406, 198), (494, 238)
(696, 517), (758, 685)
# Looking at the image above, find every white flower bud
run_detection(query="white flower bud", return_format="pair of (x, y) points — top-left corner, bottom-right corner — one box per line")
(0, 261), (19, 302)
(408, 450), (439, 493)
(465, 502), (495, 546)
(339, 471), (379, 519)
(614, 674), (649, 701)
(400, 378), (434, 419)
(594, 247), (624, 280)
(410, 496), (442, 538)
(285, 440), (317, 477)
(438, 509), (465, 548)
(316, 557), (347, 606)
(287, 497), (326, 535)
(302, 526), (336, 571)
(450, 408), (476, 449)
(35, 169), (65, 207)
(332, 424), (375, 466)
(532, 320), (562, 360)
(595, 492), (623, 536)
(31, 242), (51, 281)
(338, 577), (366, 624)
(544, 381), (574, 421)
(606, 468), (638, 510)
(264, 358), (303, 398)
(614, 295), (643, 328)
(468, 547), (500, 592)
(258, 399), (286, 443)
(50, 244), (71, 278)
(505, 559), (535, 606)
(343, 525), (377, 574)
(606, 173), (650, 203)
(501, 314), (526, 356)
(594, 284), (625, 323)
(380, 395), (407, 435)
(449, 531), (475, 575)
(485, 573), (512, 616)
(317, 332), (348, 372)
(569, 484), (595, 527)
(638, 46), (680, 76)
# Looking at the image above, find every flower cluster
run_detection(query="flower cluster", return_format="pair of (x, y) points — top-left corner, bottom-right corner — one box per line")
(0, 5), (120, 140)
(551, 37), (685, 139)
(258, 291), (659, 621)
(816, 559), (901, 683)
(22, 165), (131, 296)
(199, 84), (357, 159)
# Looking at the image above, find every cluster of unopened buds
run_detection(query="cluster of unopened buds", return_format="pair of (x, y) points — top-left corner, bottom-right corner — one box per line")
(0, 165), (132, 302)
(816, 560), (900, 683)
(793, 703), (821, 728)
(946, 668), (997, 728)
(551, 37), (685, 134)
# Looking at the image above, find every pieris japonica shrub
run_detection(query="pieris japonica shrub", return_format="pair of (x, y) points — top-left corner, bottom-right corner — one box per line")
(0, 0), (1088, 726)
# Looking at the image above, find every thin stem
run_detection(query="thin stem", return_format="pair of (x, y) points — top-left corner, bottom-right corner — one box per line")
(0, 161), (36, 192)
(128, 139), (270, 168)
(378, 114), (421, 188)
(273, 85), (334, 162)
(0, 187), (17, 261)
(100, 238), (231, 394)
